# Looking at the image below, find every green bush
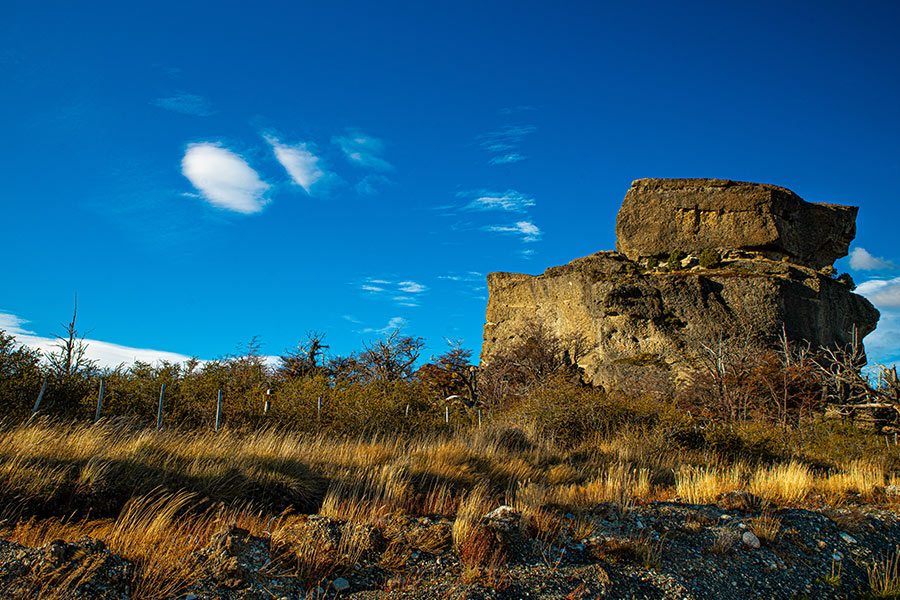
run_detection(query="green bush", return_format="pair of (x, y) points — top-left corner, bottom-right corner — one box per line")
(667, 249), (687, 271)
(646, 257), (659, 269)
(698, 249), (721, 269)
(513, 375), (668, 447)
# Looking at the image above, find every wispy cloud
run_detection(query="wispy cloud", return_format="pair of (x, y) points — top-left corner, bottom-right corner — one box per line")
(182, 143), (271, 214)
(499, 105), (537, 116)
(489, 153), (527, 165)
(362, 316), (406, 335)
(360, 278), (428, 307)
(438, 271), (483, 282)
(355, 174), (393, 196)
(153, 93), (215, 116)
(477, 124), (536, 165)
(857, 277), (900, 309)
(850, 248), (898, 271)
(485, 221), (542, 243)
(333, 130), (393, 171)
(264, 135), (326, 195)
(398, 281), (427, 293)
(459, 189), (535, 212)
(0, 311), (192, 367)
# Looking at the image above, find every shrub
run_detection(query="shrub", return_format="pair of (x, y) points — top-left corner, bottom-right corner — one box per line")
(836, 273), (856, 290)
(646, 257), (659, 269)
(667, 250), (687, 271)
(698, 249), (721, 269)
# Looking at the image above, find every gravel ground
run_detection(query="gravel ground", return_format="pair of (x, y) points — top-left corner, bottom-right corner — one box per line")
(1, 498), (898, 599)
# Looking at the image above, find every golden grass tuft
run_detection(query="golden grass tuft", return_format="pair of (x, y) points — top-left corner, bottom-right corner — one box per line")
(748, 509), (782, 544)
(750, 461), (812, 505)
(675, 463), (745, 504)
(868, 545), (900, 598)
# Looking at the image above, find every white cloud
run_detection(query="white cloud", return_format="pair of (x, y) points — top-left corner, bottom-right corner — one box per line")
(485, 220), (542, 242)
(857, 277), (900, 309)
(862, 308), (900, 368)
(392, 296), (419, 307)
(461, 189), (535, 212)
(153, 93), (215, 116)
(850, 248), (898, 271)
(363, 316), (407, 335)
(182, 143), (271, 214)
(265, 135), (325, 194)
(439, 271), (483, 283)
(360, 278), (427, 307)
(1, 311), (192, 368)
(333, 130), (393, 171)
(398, 281), (427, 293)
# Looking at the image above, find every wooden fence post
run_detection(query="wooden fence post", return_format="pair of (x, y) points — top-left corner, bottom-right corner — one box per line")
(317, 396), (322, 421)
(94, 379), (105, 422)
(156, 384), (166, 431)
(30, 378), (47, 420)
(215, 390), (223, 431)
(264, 389), (271, 415)
(445, 406), (449, 424)
(478, 408), (482, 427)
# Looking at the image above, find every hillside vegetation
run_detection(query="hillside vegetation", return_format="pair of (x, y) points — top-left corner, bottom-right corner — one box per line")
(2, 324), (900, 598)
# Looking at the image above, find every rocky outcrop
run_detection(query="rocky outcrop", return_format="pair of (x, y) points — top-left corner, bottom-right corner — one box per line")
(615, 178), (857, 269)
(481, 179), (879, 390)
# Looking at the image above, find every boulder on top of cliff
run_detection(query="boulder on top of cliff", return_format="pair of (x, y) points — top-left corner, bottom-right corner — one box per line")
(615, 178), (857, 269)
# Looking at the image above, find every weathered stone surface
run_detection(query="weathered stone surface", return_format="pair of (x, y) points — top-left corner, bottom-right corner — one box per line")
(615, 178), (857, 269)
(481, 252), (878, 390)
(482, 179), (878, 390)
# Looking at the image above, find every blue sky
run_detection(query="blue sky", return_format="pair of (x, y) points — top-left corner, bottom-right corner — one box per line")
(2, 0), (899, 368)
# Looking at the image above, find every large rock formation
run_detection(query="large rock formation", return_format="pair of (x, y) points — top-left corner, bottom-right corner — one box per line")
(616, 178), (857, 269)
(481, 179), (879, 390)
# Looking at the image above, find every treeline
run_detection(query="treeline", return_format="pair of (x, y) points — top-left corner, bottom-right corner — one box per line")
(1, 316), (898, 444)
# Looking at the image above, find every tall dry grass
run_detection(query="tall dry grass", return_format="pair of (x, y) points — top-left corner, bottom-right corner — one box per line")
(1, 491), (269, 599)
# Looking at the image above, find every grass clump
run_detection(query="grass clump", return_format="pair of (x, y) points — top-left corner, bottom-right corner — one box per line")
(868, 546), (900, 598)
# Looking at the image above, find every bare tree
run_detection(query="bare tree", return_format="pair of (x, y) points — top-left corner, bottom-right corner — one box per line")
(357, 329), (425, 382)
(278, 331), (329, 379)
(418, 339), (478, 409)
(479, 319), (589, 402)
(47, 295), (95, 379)
(813, 327), (900, 423)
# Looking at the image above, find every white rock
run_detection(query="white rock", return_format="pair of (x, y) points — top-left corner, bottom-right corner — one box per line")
(742, 531), (761, 549)
(332, 577), (350, 593)
(485, 505), (516, 520)
(840, 532), (857, 544)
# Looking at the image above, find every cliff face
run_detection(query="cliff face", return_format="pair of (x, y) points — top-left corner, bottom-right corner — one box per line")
(481, 179), (879, 390)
